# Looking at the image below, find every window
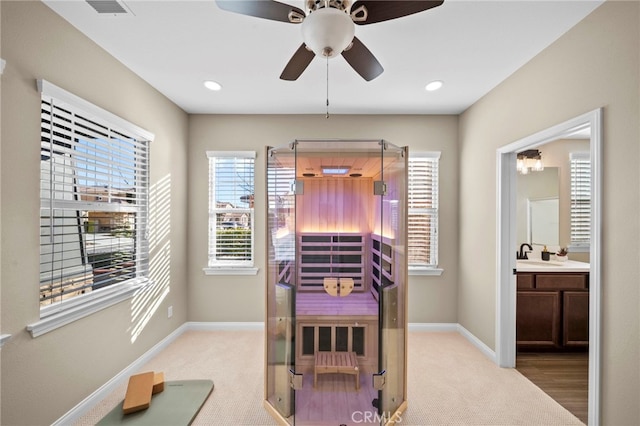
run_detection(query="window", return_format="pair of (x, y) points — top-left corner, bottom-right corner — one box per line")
(31, 80), (153, 337)
(570, 152), (591, 251)
(205, 151), (257, 274)
(407, 152), (440, 274)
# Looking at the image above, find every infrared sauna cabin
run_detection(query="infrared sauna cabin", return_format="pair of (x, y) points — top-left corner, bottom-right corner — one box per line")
(265, 140), (408, 425)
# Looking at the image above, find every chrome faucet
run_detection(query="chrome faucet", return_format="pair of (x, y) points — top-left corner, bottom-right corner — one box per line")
(518, 243), (533, 260)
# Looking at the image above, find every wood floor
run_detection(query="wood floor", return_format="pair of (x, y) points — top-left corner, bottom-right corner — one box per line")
(294, 366), (377, 426)
(516, 352), (588, 424)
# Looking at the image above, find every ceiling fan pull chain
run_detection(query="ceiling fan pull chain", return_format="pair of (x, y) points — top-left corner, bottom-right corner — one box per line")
(326, 55), (330, 119)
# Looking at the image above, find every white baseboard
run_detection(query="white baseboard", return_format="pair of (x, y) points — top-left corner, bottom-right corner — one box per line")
(54, 321), (496, 424)
(186, 321), (264, 331)
(408, 322), (496, 363)
(408, 322), (458, 332)
(456, 324), (497, 363)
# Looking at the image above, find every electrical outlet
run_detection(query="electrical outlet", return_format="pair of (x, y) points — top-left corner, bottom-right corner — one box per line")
(168, 306), (173, 318)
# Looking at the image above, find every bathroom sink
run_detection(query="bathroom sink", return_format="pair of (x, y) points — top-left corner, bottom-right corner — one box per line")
(516, 258), (590, 272)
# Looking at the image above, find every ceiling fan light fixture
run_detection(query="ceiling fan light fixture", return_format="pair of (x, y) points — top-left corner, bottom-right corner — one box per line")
(301, 7), (355, 58)
(203, 80), (222, 91)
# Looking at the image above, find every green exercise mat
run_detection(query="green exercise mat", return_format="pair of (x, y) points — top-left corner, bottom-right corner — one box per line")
(97, 380), (214, 426)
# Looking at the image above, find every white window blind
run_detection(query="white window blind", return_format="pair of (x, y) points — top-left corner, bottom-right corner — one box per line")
(408, 153), (440, 269)
(207, 151), (256, 269)
(38, 80), (151, 317)
(570, 152), (591, 248)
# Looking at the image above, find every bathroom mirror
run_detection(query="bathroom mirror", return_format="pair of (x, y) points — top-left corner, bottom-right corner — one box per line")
(516, 167), (559, 245)
(528, 197), (559, 245)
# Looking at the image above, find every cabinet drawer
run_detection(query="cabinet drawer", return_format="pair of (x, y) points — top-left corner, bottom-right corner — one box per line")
(517, 274), (534, 289)
(536, 274), (587, 289)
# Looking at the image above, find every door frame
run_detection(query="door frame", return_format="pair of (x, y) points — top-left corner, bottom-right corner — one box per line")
(495, 108), (602, 425)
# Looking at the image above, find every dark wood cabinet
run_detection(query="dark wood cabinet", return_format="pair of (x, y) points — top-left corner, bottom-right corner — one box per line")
(516, 272), (589, 351)
(563, 291), (590, 346)
(517, 291), (560, 347)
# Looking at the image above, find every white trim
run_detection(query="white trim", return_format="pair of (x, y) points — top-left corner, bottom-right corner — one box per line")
(1, 58), (6, 74)
(496, 108), (602, 426)
(186, 321), (265, 331)
(496, 149), (518, 368)
(0, 334), (11, 347)
(28, 281), (148, 338)
(408, 267), (444, 276)
(203, 267), (259, 276)
(408, 322), (457, 332)
(206, 150), (256, 158)
(409, 151), (441, 159)
(588, 108), (603, 426)
(37, 79), (155, 142)
(457, 324), (497, 363)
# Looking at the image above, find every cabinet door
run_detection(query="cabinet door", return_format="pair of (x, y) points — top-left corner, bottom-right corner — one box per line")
(517, 291), (561, 349)
(563, 291), (589, 347)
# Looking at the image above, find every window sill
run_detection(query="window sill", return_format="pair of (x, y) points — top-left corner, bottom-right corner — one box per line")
(0, 334), (11, 347)
(203, 267), (259, 276)
(568, 244), (590, 253)
(409, 267), (444, 276)
(27, 280), (149, 338)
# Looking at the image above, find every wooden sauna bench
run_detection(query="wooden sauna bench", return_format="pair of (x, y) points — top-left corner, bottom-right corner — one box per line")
(296, 292), (378, 317)
(314, 351), (360, 389)
(296, 291), (378, 370)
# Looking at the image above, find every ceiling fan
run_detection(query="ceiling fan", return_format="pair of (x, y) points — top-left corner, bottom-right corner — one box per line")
(216, 0), (444, 81)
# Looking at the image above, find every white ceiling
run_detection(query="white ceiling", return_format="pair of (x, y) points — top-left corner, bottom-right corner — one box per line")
(43, 0), (603, 115)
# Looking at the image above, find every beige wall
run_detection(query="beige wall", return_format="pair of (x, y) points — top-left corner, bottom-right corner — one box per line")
(0, 2), (189, 425)
(459, 1), (639, 425)
(187, 115), (459, 324)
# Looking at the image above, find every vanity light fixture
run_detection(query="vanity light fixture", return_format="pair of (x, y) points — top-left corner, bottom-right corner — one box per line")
(517, 149), (544, 174)
(204, 80), (222, 91)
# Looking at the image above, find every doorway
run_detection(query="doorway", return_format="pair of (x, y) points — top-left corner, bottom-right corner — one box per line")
(496, 109), (602, 426)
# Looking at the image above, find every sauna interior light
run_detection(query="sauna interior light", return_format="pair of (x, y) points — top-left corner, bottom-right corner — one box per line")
(322, 167), (350, 175)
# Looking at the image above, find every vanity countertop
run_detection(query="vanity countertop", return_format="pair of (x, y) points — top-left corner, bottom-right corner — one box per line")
(516, 258), (590, 273)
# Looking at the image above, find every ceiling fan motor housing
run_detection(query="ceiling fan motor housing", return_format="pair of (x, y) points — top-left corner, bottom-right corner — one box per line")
(301, 7), (355, 58)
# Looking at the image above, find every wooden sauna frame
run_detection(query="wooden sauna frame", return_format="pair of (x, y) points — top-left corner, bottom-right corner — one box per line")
(265, 140), (409, 426)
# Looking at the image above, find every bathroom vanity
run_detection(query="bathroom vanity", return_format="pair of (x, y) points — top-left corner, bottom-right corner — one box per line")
(516, 259), (590, 351)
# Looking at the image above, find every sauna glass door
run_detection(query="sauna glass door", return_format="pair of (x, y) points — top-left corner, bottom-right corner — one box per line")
(377, 142), (408, 423)
(266, 144), (297, 424)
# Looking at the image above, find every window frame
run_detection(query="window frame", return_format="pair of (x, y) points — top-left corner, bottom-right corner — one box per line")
(204, 151), (258, 276)
(407, 152), (442, 276)
(27, 80), (154, 338)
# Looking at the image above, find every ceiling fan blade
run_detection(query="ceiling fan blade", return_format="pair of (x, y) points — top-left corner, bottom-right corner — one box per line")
(216, 0), (304, 23)
(351, 0), (444, 25)
(341, 37), (383, 81)
(280, 44), (315, 81)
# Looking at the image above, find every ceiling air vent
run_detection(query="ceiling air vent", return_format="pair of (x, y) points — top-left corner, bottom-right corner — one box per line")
(86, 0), (130, 15)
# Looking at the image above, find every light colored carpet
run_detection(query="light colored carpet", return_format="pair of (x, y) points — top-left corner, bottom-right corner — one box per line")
(76, 331), (583, 425)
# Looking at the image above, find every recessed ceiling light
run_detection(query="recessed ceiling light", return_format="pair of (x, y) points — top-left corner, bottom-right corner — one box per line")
(204, 80), (222, 91)
(425, 80), (443, 92)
